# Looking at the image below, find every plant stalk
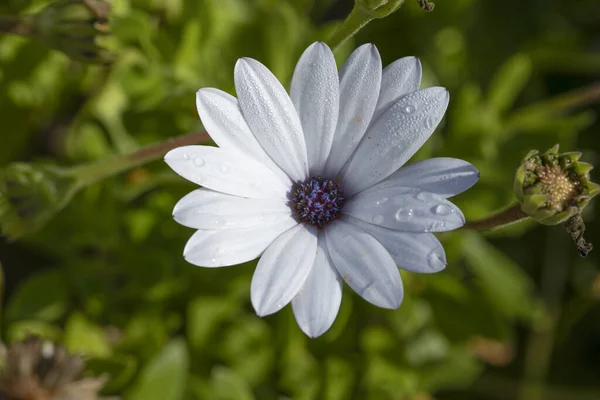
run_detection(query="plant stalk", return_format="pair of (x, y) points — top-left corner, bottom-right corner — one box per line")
(463, 202), (529, 232)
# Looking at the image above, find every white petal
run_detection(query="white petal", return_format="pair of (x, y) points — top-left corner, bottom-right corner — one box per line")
(324, 44), (382, 178)
(235, 58), (309, 182)
(195, 88), (291, 186)
(371, 158), (479, 198)
(341, 87), (450, 196)
(292, 232), (343, 338)
(343, 186), (465, 232)
(251, 224), (318, 316)
(164, 146), (289, 199)
(342, 215), (447, 273)
(184, 218), (298, 267)
(173, 188), (292, 230)
(325, 220), (403, 309)
(371, 57), (422, 125)
(290, 42), (339, 175)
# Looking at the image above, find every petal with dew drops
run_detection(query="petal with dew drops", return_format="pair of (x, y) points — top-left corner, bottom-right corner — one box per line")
(342, 215), (447, 273)
(235, 58), (308, 182)
(292, 232), (343, 338)
(343, 186), (465, 232)
(325, 220), (403, 309)
(251, 224), (318, 316)
(164, 146), (289, 200)
(173, 188), (291, 230)
(290, 42), (339, 175)
(342, 87), (450, 196)
(195, 88), (291, 186)
(371, 56), (422, 125)
(324, 44), (382, 178)
(370, 158), (479, 198)
(184, 218), (298, 267)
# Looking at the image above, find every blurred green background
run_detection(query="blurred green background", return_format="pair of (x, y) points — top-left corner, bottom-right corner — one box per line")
(1, 0), (600, 399)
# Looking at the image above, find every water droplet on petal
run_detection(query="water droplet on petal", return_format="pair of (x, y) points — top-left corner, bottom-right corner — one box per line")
(403, 105), (416, 114)
(183, 153), (190, 160)
(194, 158), (205, 167)
(376, 197), (389, 205)
(427, 221), (445, 231)
(434, 204), (453, 216)
(427, 250), (446, 270)
(424, 116), (435, 129)
(417, 192), (436, 202)
(219, 165), (229, 174)
(372, 214), (384, 224)
(214, 217), (226, 226)
(395, 208), (413, 222)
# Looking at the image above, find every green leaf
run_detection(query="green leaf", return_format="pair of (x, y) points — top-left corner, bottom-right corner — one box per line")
(86, 354), (137, 393)
(64, 312), (112, 357)
(462, 231), (535, 319)
(6, 320), (62, 343)
(187, 296), (239, 351)
(405, 330), (449, 366)
(420, 347), (483, 391)
(127, 338), (190, 400)
(323, 357), (356, 400)
(5, 269), (69, 323)
(487, 53), (532, 113)
(209, 366), (255, 400)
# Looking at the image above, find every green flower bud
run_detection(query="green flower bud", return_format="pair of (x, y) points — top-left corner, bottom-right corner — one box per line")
(514, 144), (599, 225)
(0, 163), (80, 240)
(29, 0), (112, 64)
(355, 0), (406, 18)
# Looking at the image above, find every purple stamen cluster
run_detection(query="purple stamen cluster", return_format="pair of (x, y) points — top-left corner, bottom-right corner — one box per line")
(292, 177), (345, 228)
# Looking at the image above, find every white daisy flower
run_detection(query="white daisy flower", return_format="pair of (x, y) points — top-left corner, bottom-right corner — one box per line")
(165, 42), (479, 338)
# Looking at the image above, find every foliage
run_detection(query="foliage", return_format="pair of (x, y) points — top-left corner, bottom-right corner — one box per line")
(1, 0), (600, 399)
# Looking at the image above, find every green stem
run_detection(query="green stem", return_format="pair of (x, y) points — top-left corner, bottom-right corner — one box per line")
(327, 6), (374, 52)
(70, 131), (209, 187)
(463, 202), (529, 232)
(327, 1), (406, 52)
(0, 14), (31, 36)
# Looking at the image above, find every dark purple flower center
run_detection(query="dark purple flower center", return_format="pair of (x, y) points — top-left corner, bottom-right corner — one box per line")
(291, 177), (345, 228)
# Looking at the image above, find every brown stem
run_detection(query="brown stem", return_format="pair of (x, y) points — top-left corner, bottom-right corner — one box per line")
(463, 202), (529, 232)
(71, 131), (210, 185)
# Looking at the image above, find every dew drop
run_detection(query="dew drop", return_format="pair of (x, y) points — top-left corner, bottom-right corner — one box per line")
(427, 221), (445, 231)
(376, 197), (389, 205)
(427, 250), (446, 270)
(183, 153), (190, 160)
(219, 165), (229, 174)
(213, 217), (226, 226)
(424, 116), (435, 129)
(434, 204), (453, 216)
(194, 158), (205, 167)
(372, 214), (384, 224)
(395, 208), (413, 222)
(403, 105), (416, 114)
(416, 192), (436, 202)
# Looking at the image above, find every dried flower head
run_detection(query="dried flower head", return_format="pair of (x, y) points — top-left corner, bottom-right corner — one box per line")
(0, 338), (115, 400)
(29, 0), (112, 64)
(514, 144), (599, 225)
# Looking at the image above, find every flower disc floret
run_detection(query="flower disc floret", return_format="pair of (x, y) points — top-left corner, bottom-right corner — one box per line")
(292, 177), (344, 228)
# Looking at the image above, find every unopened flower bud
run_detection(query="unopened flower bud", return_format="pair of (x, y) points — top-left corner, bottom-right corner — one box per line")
(514, 144), (599, 225)
(29, 0), (112, 64)
(0, 163), (80, 240)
